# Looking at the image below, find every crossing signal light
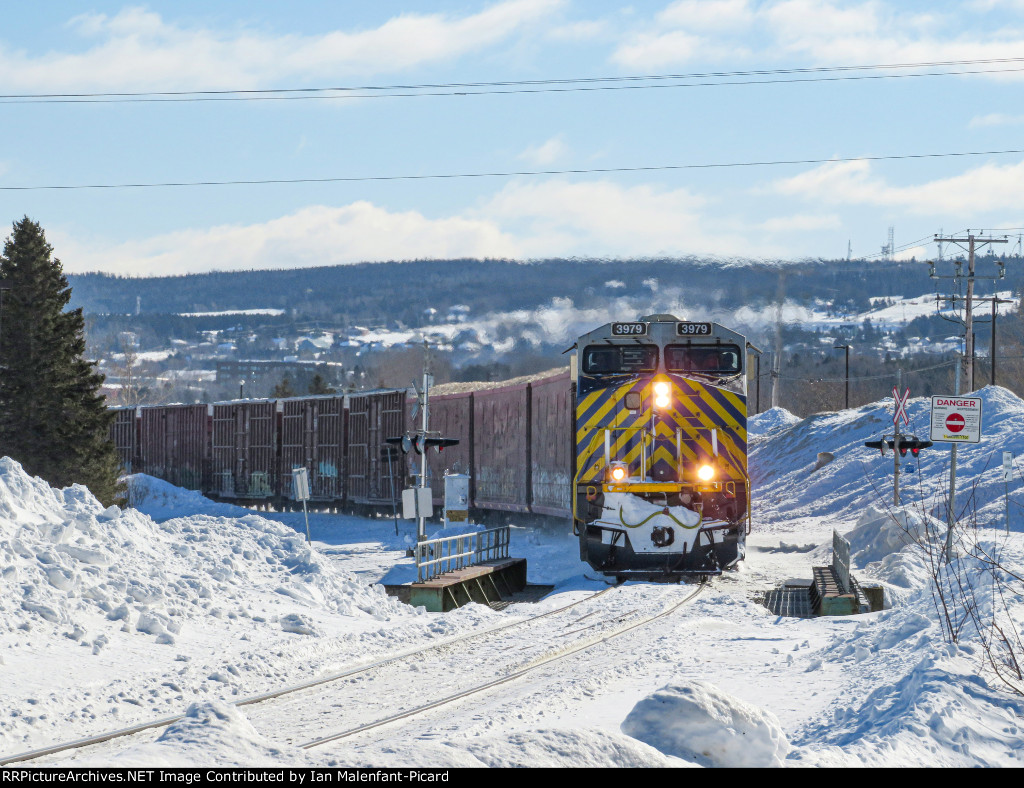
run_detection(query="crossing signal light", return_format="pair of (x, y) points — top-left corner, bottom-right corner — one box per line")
(386, 435), (460, 454)
(864, 435), (933, 456)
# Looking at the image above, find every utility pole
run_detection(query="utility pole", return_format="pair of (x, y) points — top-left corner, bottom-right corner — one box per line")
(930, 232), (1008, 392)
(929, 232), (1008, 563)
(894, 369), (902, 506)
(834, 344), (850, 410)
(990, 295), (1013, 387)
(771, 272), (785, 410)
(416, 341), (433, 545)
(746, 342), (763, 415)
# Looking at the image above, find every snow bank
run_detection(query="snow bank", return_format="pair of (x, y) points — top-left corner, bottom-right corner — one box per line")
(0, 458), (416, 752)
(93, 701), (313, 767)
(621, 681), (790, 767)
(337, 728), (691, 768)
(845, 504), (939, 565)
(1, 460), (406, 640)
(749, 407), (801, 436)
(126, 474), (252, 521)
(751, 386), (1024, 529)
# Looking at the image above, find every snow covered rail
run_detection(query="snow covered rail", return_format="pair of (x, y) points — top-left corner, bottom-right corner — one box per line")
(0, 587), (615, 766)
(298, 580), (707, 751)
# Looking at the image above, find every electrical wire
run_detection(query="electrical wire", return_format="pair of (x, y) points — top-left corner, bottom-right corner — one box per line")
(4, 56), (1024, 104)
(4, 147), (1024, 192)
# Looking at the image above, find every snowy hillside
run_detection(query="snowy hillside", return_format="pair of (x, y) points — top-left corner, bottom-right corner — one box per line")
(4, 388), (1024, 766)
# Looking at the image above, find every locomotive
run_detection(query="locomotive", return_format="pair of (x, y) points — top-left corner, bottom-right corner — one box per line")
(572, 315), (749, 578)
(109, 315), (750, 580)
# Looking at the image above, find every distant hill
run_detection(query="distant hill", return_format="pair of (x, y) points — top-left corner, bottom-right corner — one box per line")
(69, 256), (999, 329)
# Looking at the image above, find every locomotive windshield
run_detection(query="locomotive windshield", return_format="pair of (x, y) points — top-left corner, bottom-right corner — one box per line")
(665, 344), (742, 374)
(582, 345), (658, 374)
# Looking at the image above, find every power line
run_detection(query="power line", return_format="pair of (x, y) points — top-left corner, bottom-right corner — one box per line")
(3, 147), (1024, 192)
(5, 56), (1024, 104)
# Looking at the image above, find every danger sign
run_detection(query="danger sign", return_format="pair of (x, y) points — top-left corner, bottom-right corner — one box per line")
(930, 396), (982, 444)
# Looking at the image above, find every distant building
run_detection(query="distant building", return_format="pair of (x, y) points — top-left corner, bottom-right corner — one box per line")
(215, 359), (345, 388)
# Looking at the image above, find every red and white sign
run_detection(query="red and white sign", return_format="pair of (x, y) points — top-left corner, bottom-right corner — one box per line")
(930, 396), (983, 444)
(893, 387), (910, 426)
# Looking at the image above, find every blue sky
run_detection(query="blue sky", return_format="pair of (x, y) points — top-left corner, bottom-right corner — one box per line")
(3, 1), (1024, 275)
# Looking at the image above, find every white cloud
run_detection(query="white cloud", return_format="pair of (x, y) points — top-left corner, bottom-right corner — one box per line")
(0, 1), (563, 91)
(613, 29), (708, 68)
(610, 0), (1024, 71)
(758, 213), (841, 233)
(969, 113), (1024, 127)
(894, 245), (928, 261)
(476, 178), (720, 256)
(518, 136), (569, 165)
(770, 157), (1024, 215)
(55, 177), (793, 275)
(58, 203), (522, 275)
(657, 0), (754, 30)
(545, 19), (610, 40)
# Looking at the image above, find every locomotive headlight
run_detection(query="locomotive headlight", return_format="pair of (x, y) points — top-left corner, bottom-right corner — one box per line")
(697, 464), (715, 481)
(609, 462), (628, 482)
(654, 382), (671, 409)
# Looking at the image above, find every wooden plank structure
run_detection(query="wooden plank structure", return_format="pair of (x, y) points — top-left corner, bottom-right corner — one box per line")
(811, 531), (871, 616)
(764, 531), (882, 618)
(384, 558), (529, 613)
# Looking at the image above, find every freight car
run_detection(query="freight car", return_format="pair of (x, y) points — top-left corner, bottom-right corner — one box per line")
(110, 369), (574, 520)
(110, 316), (752, 580)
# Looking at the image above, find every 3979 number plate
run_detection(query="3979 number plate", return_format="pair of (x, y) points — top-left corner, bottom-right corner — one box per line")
(677, 322), (712, 336)
(611, 322), (648, 336)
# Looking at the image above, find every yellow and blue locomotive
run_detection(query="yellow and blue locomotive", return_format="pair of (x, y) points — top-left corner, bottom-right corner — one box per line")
(572, 315), (749, 578)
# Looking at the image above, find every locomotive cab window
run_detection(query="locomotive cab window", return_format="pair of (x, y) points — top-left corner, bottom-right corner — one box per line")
(583, 345), (658, 374)
(665, 344), (742, 374)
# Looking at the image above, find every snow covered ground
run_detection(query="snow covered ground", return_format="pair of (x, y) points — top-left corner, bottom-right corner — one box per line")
(4, 387), (1024, 767)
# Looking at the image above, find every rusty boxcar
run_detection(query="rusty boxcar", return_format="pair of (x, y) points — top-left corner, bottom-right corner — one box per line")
(346, 389), (409, 507)
(472, 379), (531, 512)
(211, 399), (280, 500)
(109, 407), (139, 473)
(139, 404), (211, 491)
(280, 395), (346, 503)
(528, 370), (573, 517)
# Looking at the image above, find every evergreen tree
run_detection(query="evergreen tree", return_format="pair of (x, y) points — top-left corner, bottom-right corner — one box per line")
(272, 376), (296, 398)
(0, 217), (122, 504)
(307, 374), (335, 395)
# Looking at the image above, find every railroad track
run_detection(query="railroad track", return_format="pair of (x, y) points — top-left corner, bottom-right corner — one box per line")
(292, 577), (700, 749)
(295, 579), (706, 752)
(0, 585), (617, 766)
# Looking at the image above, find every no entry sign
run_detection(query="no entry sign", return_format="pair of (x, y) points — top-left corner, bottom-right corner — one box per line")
(930, 396), (983, 444)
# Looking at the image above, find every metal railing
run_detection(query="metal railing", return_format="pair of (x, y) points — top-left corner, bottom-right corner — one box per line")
(414, 525), (510, 583)
(832, 530), (852, 594)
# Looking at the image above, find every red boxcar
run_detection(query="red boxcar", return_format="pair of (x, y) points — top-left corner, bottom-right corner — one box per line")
(211, 399), (279, 499)
(472, 379), (531, 512)
(138, 404), (211, 491)
(280, 395), (345, 502)
(529, 371), (573, 517)
(109, 407), (138, 473)
(422, 388), (474, 506)
(346, 389), (408, 506)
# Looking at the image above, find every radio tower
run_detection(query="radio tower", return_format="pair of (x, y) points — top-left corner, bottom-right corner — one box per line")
(881, 226), (895, 260)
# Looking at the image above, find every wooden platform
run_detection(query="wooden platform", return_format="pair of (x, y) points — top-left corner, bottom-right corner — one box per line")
(383, 558), (530, 612)
(812, 565), (869, 616)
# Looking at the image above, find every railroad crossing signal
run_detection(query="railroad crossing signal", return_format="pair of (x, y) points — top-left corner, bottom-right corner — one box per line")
(386, 435), (460, 454)
(864, 435), (933, 457)
(892, 386), (910, 426)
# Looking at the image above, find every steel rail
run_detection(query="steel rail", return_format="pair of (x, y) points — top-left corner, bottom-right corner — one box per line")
(301, 580), (706, 750)
(0, 587), (614, 766)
